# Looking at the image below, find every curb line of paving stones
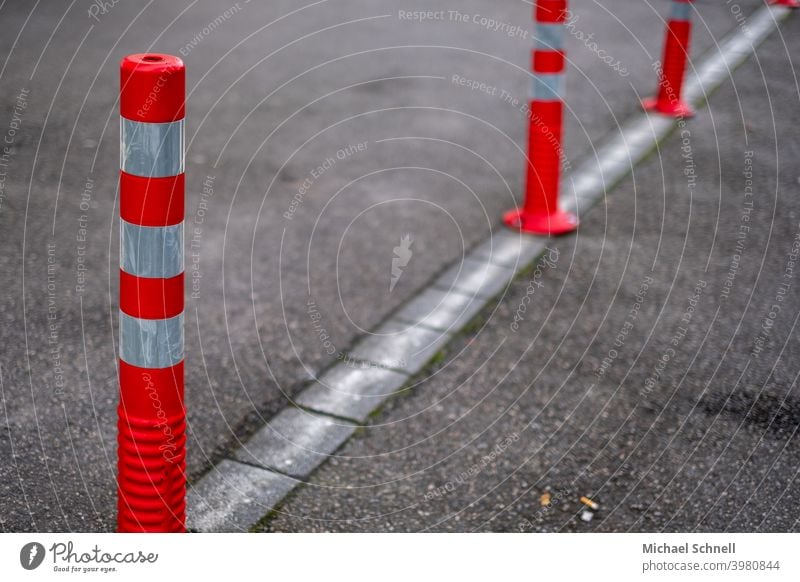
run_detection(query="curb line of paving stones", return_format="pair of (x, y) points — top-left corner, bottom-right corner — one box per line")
(185, 4), (791, 532)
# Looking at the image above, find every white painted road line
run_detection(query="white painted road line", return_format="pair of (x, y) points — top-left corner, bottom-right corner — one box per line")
(186, 4), (792, 532)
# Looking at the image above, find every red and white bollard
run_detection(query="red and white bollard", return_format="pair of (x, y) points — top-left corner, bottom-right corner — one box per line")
(643, 0), (695, 118)
(118, 54), (186, 532)
(504, 0), (578, 236)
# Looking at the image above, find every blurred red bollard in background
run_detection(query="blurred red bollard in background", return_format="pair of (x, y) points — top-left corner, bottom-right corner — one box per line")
(503, 0), (578, 236)
(770, 0), (800, 8)
(643, 0), (695, 118)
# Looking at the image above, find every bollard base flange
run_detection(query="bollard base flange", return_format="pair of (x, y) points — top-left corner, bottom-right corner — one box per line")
(503, 207), (578, 236)
(642, 96), (695, 118)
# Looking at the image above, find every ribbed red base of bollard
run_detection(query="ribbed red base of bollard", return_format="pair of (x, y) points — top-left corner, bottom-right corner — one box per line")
(117, 412), (186, 532)
(117, 360), (186, 533)
(503, 207), (578, 236)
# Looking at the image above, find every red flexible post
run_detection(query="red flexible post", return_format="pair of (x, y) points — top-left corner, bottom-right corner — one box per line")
(117, 54), (186, 532)
(504, 0), (578, 236)
(643, 0), (695, 118)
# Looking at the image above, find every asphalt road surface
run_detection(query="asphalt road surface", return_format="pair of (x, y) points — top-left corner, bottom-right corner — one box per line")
(0, 0), (791, 532)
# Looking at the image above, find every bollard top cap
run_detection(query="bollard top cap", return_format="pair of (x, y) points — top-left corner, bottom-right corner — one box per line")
(120, 53), (185, 123)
